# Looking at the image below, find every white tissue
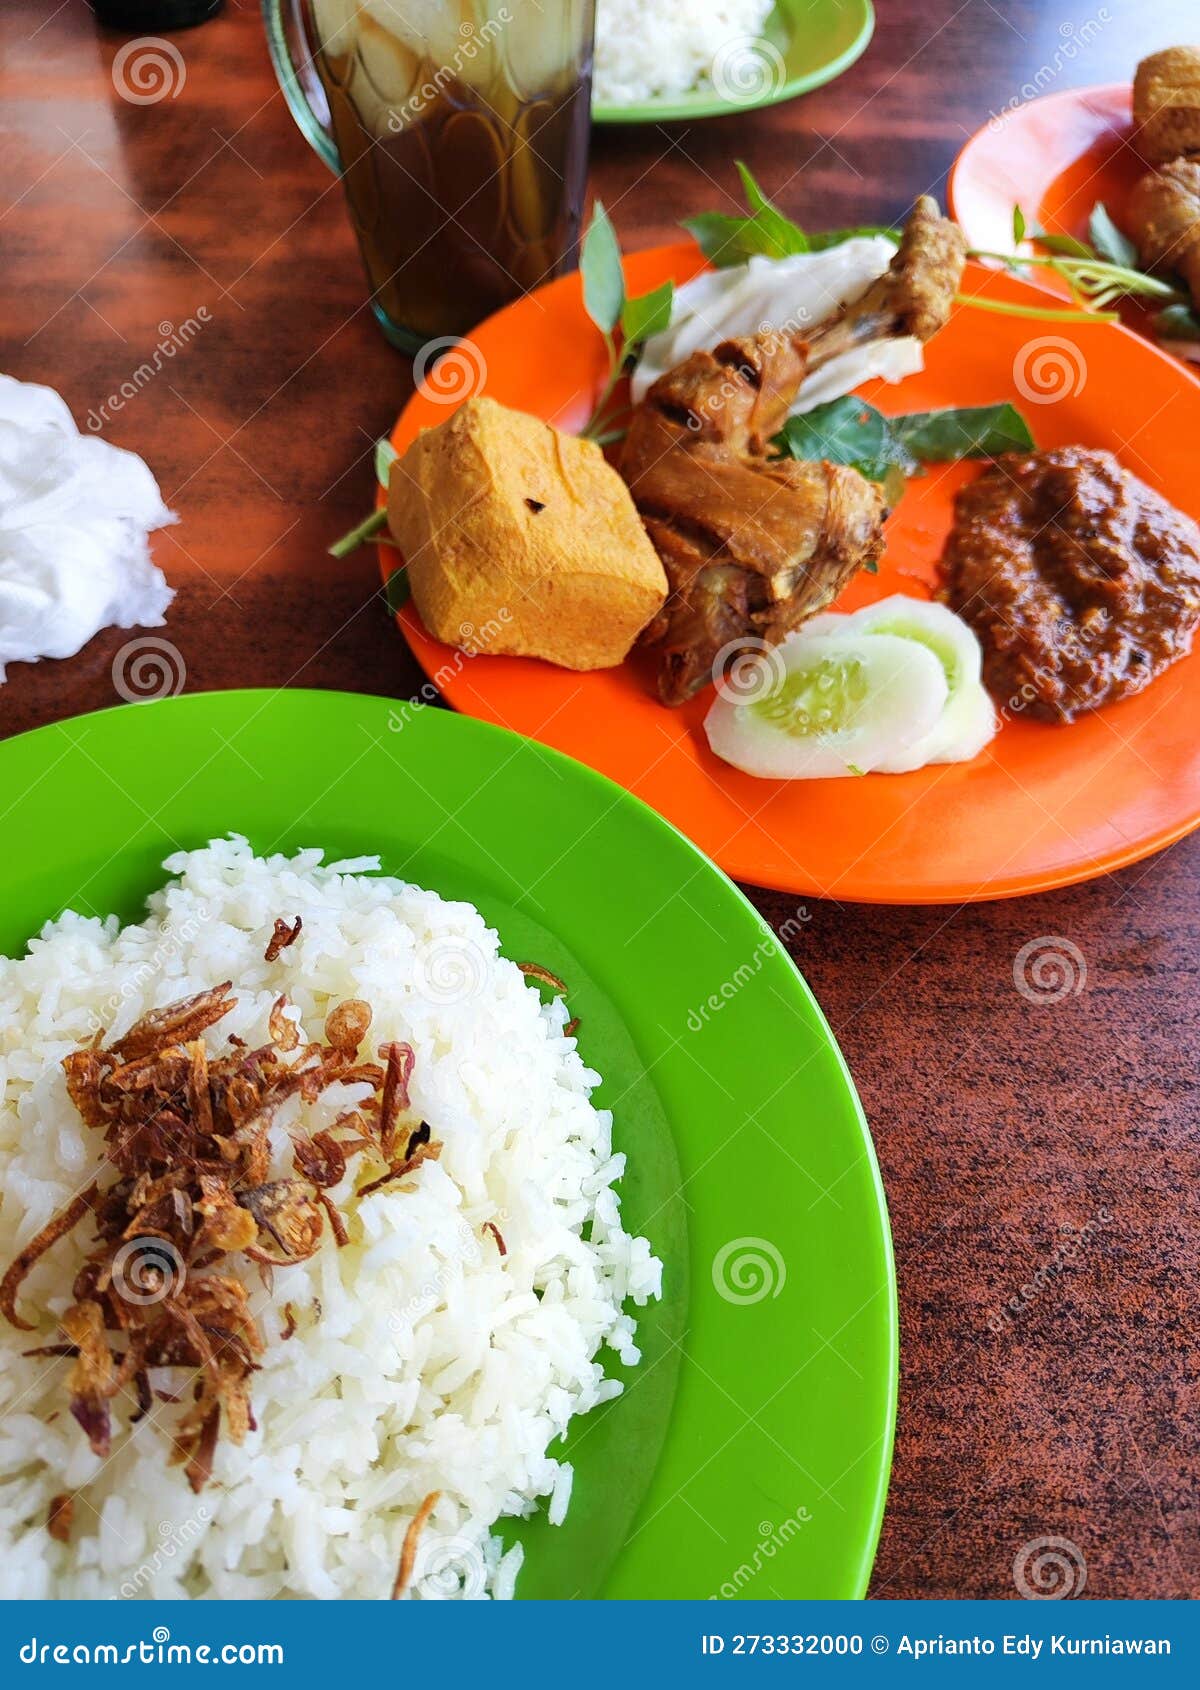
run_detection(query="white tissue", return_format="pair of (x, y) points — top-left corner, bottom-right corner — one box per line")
(0, 374), (175, 682)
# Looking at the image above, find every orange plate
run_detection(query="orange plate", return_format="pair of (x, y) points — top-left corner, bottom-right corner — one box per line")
(386, 243), (1200, 903)
(948, 82), (1157, 315)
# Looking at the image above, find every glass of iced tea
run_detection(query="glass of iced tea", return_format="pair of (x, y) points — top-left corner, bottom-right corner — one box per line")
(264, 1), (595, 351)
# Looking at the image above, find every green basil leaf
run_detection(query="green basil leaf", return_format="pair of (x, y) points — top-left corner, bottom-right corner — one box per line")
(375, 437), (398, 489)
(735, 161), (809, 254)
(805, 224), (902, 251)
(682, 161), (810, 266)
(1031, 229), (1095, 259)
(1088, 201), (1138, 269)
(889, 402), (1034, 461)
(581, 200), (625, 336)
(383, 566), (410, 616)
(1154, 302), (1200, 340)
(773, 397), (918, 480)
(620, 280), (675, 347)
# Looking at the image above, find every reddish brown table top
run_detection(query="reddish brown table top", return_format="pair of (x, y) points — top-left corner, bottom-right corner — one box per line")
(1, 0), (1197, 1600)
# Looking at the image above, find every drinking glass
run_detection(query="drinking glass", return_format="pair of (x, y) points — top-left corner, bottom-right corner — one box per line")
(263, 1), (595, 351)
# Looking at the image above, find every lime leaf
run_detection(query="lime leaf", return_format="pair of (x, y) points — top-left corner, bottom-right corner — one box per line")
(383, 566), (409, 616)
(621, 280), (675, 347)
(774, 397), (917, 481)
(1154, 302), (1200, 340)
(375, 437), (398, 489)
(1032, 229), (1095, 259)
(683, 160), (810, 266)
(806, 224), (902, 251)
(736, 162), (809, 254)
(889, 402), (1034, 460)
(1088, 201), (1138, 269)
(581, 200), (625, 337)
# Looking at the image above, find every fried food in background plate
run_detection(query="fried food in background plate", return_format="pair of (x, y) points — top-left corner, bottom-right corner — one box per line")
(622, 198), (967, 704)
(1128, 157), (1200, 310)
(387, 397), (667, 670)
(1133, 46), (1200, 164)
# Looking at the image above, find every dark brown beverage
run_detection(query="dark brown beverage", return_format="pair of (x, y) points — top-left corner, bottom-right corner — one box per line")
(302, 2), (594, 347)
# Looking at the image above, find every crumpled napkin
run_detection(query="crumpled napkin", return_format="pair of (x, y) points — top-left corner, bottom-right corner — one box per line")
(0, 374), (175, 682)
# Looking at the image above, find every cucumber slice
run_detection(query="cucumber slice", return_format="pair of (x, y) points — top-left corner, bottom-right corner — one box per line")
(845, 594), (983, 688)
(842, 596), (995, 770)
(704, 631), (948, 780)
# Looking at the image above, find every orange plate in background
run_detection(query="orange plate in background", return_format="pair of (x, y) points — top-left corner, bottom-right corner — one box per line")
(385, 244), (1200, 903)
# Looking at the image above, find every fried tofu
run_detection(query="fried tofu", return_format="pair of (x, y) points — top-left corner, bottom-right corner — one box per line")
(387, 397), (667, 670)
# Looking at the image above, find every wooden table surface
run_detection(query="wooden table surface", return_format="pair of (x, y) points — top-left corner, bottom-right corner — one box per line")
(2, 0), (1197, 1601)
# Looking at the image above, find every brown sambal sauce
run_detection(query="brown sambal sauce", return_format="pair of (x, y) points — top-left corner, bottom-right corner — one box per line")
(941, 447), (1200, 721)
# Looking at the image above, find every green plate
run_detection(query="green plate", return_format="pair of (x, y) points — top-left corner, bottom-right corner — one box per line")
(592, 0), (875, 125)
(0, 690), (896, 1599)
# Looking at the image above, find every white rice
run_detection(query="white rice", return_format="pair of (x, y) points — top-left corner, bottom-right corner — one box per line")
(594, 0), (776, 107)
(0, 838), (662, 1599)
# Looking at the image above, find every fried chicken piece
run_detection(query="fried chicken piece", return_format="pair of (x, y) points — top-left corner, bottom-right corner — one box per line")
(1133, 46), (1200, 165)
(621, 198), (967, 704)
(1128, 157), (1200, 310)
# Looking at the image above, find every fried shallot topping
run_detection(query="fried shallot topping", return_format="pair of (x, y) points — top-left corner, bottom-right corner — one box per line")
(392, 1490), (441, 1599)
(1, 968), (439, 1492)
(48, 1493), (74, 1544)
(264, 916), (302, 963)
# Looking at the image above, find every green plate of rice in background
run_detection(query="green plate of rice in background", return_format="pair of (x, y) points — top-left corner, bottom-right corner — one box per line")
(0, 690), (895, 1599)
(592, 0), (875, 125)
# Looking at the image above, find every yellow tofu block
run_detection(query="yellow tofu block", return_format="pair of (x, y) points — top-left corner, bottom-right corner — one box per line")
(387, 397), (668, 670)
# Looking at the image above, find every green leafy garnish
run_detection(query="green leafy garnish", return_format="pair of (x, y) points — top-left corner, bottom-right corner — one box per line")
(1153, 302), (1200, 340)
(683, 162), (809, 265)
(375, 437), (398, 488)
(383, 565), (410, 615)
(889, 402), (1035, 460)
(620, 280), (675, 347)
(329, 435), (402, 558)
(681, 162), (902, 268)
(578, 202), (675, 442)
(776, 397), (917, 484)
(1012, 204), (1026, 246)
(774, 398), (1035, 507)
(329, 505), (387, 559)
(1087, 201), (1138, 269)
(580, 200), (625, 339)
(978, 204), (1185, 322)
